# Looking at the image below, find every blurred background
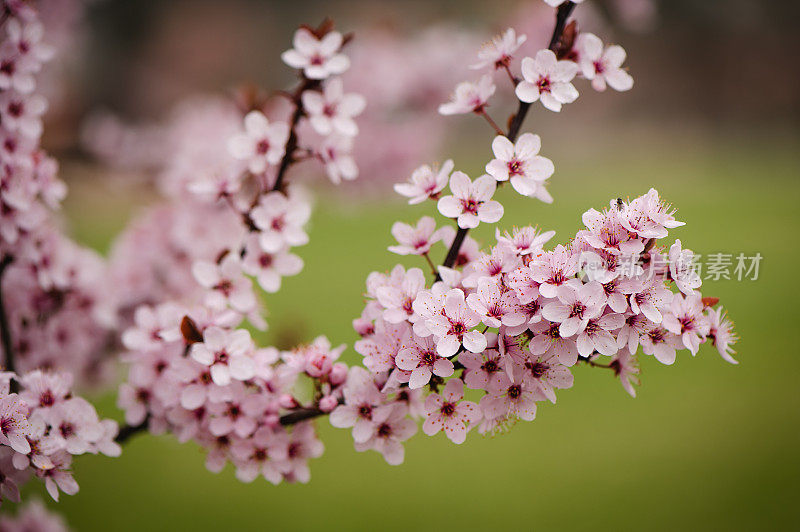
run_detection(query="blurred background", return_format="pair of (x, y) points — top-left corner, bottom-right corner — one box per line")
(10, 0), (800, 529)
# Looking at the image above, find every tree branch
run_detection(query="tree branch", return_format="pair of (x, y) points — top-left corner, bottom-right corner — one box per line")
(271, 77), (321, 194)
(115, 417), (149, 444)
(0, 255), (17, 386)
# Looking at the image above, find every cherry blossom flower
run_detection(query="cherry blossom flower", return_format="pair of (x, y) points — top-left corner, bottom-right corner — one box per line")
(329, 367), (387, 442)
(623, 274), (673, 323)
(462, 245), (520, 288)
(301, 78), (366, 136)
(388, 216), (444, 256)
(541, 280), (607, 337)
(574, 33), (634, 92)
(422, 289), (486, 357)
(471, 28), (527, 70)
(581, 207), (644, 256)
(250, 190), (311, 252)
(437, 171), (504, 229)
(519, 350), (574, 403)
(0, 395), (30, 454)
(422, 379), (480, 444)
(575, 312), (625, 357)
(515, 49), (578, 112)
(241, 234), (303, 293)
(485, 133), (555, 201)
(229, 427), (288, 484)
(662, 293), (710, 355)
(190, 326), (256, 386)
(639, 326), (683, 365)
(529, 244), (580, 298)
(192, 255), (257, 314)
(460, 348), (506, 391)
(395, 335), (454, 389)
(318, 134), (358, 184)
(375, 267), (426, 324)
(619, 188), (683, 239)
(281, 28), (350, 80)
(353, 405), (417, 465)
(394, 160), (453, 204)
(438, 74), (496, 115)
(227, 111), (289, 174)
(466, 277), (525, 328)
(496, 226), (555, 257)
(0, 93), (47, 138)
(668, 240), (702, 295)
(707, 306), (738, 364)
(609, 350), (640, 397)
(481, 371), (540, 422)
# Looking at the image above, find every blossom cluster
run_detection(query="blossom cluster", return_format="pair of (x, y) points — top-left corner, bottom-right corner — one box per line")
(0, 1), (117, 383)
(117, 21), (364, 484)
(0, 499), (69, 531)
(0, 370), (121, 507)
(336, 3), (736, 465)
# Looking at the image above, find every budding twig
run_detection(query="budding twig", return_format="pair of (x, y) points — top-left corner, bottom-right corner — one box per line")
(438, 1), (577, 276)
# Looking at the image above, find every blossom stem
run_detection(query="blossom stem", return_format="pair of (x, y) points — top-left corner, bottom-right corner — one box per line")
(478, 109), (505, 136)
(580, 357), (612, 369)
(279, 397), (344, 426)
(0, 254), (17, 388)
(438, 1), (576, 276)
(422, 252), (438, 277)
(502, 63), (518, 85)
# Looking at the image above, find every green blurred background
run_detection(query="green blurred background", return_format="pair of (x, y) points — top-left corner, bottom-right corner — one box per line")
(10, 0), (800, 530)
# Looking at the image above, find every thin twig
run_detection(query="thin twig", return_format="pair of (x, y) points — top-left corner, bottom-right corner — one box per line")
(0, 255), (17, 387)
(478, 109), (505, 136)
(115, 417), (149, 444)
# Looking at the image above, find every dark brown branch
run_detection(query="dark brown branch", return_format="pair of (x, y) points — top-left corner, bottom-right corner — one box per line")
(271, 77), (320, 194)
(439, 2), (576, 275)
(115, 417), (149, 444)
(0, 255), (17, 388)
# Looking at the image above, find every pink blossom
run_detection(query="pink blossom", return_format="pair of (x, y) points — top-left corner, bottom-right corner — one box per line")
(192, 255), (257, 314)
(623, 274), (673, 323)
(619, 188), (683, 239)
(485, 133), (555, 201)
(609, 350), (640, 397)
(668, 239), (702, 295)
(519, 350), (574, 403)
(581, 207), (645, 256)
(241, 234), (303, 293)
(466, 277), (525, 328)
(353, 404), (417, 465)
(388, 216), (444, 256)
(575, 33), (634, 92)
(529, 320), (580, 367)
(229, 427), (288, 484)
(395, 335), (454, 389)
(281, 28), (350, 80)
(529, 244), (579, 298)
(422, 379), (480, 444)
(301, 78), (366, 136)
(437, 171), (504, 229)
(541, 280), (607, 337)
(471, 28), (527, 70)
(375, 267), (426, 324)
(424, 289), (486, 357)
(496, 226), (555, 257)
(662, 293), (710, 355)
(227, 111), (289, 174)
(394, 160), (453, 204)
(0, 395), (30, 454)
(250, 189), (311, 252)
(575, 312), (625, 357)
(190, 326), (256, 386)
(438, 74), (496, 115)
(481, 371), (539, 422)
(515, 49), (579, 112)
(460, 348), (506, 391)
(318, 134), (358, 184)
(639, 326), (683, 365)
(707, 306), (738, 364)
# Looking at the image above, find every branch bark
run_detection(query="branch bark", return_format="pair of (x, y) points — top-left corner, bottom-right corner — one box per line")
(0, 255), (17, 386)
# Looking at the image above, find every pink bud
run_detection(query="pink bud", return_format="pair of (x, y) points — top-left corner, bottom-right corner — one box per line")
(329, 363), (348, 386)
(318, 395), (338, 412)
(279, 394), (298, 409)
